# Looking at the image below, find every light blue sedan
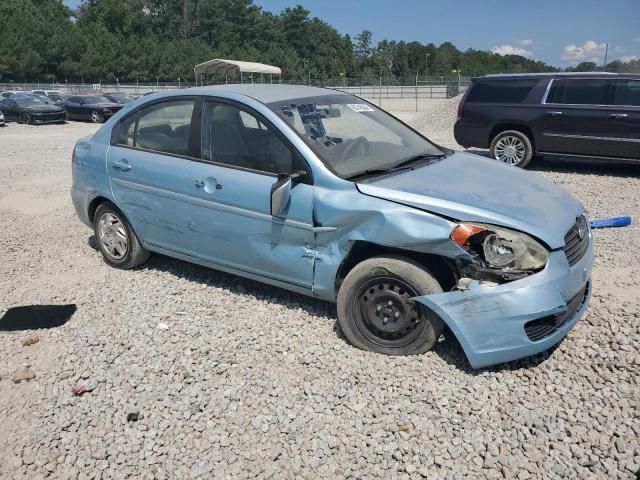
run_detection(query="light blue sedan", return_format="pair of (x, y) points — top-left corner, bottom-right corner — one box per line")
(71, 84), (593, 368)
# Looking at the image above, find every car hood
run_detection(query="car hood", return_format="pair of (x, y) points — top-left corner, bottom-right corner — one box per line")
(356, 151), (584, 249)
(24, 105), (64, 113)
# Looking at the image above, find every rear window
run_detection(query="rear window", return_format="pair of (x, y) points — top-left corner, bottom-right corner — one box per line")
(612, 79), (640, 107)
(465, 80), (537, 103)
(549, 79), (611, 105)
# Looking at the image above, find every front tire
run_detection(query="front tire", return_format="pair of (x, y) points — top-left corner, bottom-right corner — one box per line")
(490, 130), (533, 168)
(337, 255), (444, 356)
(94, 202), (149, 269)
(90, 110), (105, 123)
(20, 112), (31, 125)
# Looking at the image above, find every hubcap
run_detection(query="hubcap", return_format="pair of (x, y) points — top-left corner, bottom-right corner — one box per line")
(354, 277), (424, 346)
(98, 212), (128, 260)
(91, 111), (101, 123)
(494, 135), (526, 165)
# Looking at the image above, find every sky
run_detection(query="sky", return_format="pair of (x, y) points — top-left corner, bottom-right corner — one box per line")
(62, 0), (640, 67)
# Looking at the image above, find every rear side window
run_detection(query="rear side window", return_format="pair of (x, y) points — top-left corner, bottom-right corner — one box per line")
(562, 79), (610, 105)
(465, 80), (537, 103)
(612, 80), (640, 106)
(112, 99), (195, 156)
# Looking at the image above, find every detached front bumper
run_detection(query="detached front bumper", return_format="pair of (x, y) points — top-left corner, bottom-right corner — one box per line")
(414, 239), (594, 369)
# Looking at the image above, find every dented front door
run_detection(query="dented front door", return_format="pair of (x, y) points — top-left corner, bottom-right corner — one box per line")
(186, 164), (316, 289)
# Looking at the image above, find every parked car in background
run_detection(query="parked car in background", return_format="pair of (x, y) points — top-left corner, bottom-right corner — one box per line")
(454, 73), (640, 167)
(71, 84), (593, 368)
(0, 94), (66, 124)
(63, 95), (123, 123)
(32, 89), (61, 97)
(1, 90), (26, 98)
(102, 92), (136, 105)
(32, 90), (66, 104)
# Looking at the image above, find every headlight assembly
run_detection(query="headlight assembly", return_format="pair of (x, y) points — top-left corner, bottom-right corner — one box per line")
(451, 223), (549, 273)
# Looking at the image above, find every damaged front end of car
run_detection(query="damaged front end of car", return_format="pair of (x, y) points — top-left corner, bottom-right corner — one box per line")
(411, 220), (594, 369)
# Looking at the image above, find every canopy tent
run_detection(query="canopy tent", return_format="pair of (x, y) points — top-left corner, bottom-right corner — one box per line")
(194, 59), (282, 85)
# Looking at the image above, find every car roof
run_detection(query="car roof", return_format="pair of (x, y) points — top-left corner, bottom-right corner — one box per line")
(187, 84), (349, 104)
(475, 72), (639, 81)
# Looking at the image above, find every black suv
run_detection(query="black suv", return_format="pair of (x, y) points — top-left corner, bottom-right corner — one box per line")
(454, 73), (640, 167)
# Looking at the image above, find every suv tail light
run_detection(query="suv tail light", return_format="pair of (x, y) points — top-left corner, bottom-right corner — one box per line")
(457, 87), (471, 120)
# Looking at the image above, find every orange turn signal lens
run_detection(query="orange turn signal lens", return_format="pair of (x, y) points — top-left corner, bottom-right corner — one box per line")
(451, 224), (488, 246)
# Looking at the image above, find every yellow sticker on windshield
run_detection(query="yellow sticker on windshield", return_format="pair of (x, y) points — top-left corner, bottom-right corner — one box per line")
(346, 104), (375, 113)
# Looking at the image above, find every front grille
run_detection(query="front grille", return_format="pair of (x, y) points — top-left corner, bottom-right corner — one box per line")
(563, 216), (590, 266)
(524, 283), (589, 341)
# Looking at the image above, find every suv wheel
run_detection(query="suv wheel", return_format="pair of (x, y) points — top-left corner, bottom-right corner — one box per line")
(490, 130), (533, 168)
(94, 202), (149, 269)
(337, 255), (444, 356)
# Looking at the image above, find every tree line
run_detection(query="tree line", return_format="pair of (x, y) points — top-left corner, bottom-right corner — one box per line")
(0, 0), (638, 85)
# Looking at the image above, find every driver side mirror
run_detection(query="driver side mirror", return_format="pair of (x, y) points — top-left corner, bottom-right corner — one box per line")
(270, 171), (306, 217)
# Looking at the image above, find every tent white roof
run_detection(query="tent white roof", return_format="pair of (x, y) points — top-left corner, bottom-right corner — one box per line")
(194, 59), (281, 78)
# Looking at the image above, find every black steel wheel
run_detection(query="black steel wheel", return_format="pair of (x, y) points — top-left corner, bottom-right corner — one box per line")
(337, 255), (445, 356)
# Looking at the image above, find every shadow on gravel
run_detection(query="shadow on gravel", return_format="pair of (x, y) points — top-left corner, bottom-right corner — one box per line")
(0, 304), (77, 331)
(528, 157), (640, 178)
(432, 328), (562, 374)
(464, 149), (640, 178)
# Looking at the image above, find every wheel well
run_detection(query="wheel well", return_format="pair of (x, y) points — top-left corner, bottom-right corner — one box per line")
(88, 196), (111, 224)
(335, 241), (458, 293)
(489, 124), (535, 150)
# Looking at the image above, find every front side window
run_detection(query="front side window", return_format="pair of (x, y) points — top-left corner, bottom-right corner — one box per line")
(612, 80), (640, 107)
(562, 79), (610, 105)
(268, 94), (442, 178)
(201, 102), (295, 175)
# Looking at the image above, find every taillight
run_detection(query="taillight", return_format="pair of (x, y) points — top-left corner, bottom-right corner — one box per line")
(457, 87), (470, 120)
(71, 143), (78, 164)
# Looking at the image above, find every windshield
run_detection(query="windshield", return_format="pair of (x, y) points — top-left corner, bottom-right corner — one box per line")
(268, 94), (442, 178)
(82, 96), (111, 104)
(15, 96), (47, 106)
(109, 94), (134, 103)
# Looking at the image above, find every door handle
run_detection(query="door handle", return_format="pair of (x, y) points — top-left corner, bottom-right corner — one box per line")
(547, 111), (563, 117)
(112, 160), (131, 171)
(610, 113), (628, 119)
(194, 179), (205, 188)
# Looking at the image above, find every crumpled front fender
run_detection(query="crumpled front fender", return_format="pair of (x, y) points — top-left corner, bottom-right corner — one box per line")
(413, 246), (594, 369)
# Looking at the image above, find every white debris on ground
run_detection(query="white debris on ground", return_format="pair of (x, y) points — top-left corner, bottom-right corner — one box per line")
(0, 100), (638, 479)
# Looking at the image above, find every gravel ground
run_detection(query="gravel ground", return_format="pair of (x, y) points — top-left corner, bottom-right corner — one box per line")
(0, 99), (638, 479)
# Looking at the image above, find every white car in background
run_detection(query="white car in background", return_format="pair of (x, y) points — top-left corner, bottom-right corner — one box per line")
(0, 110), (5, 126)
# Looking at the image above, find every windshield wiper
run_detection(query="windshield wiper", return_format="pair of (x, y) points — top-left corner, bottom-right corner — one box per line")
(387, 152), (449, 171)
(345, 151), (450, 181)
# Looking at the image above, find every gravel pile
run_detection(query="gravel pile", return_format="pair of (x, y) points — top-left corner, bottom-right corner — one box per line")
(0, 106), (638, 479)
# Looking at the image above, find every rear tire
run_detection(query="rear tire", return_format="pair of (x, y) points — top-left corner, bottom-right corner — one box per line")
(90, 110), (104, 123)
(94, 202), (149, 269)
(490, 130), (533, 168)
(337, 255), (444, 356)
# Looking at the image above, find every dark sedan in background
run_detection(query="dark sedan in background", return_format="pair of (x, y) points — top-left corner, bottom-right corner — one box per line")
(63, 95), (123, 123)
(0, 95), (66, 124)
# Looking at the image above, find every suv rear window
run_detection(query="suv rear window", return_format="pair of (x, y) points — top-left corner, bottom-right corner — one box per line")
(612, 79), (640, 106)
(465, 80), (537, 103)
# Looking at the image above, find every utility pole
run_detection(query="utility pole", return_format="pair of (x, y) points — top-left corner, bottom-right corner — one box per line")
(602, 43), (609, 71)
(425, 53), (430, 81)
